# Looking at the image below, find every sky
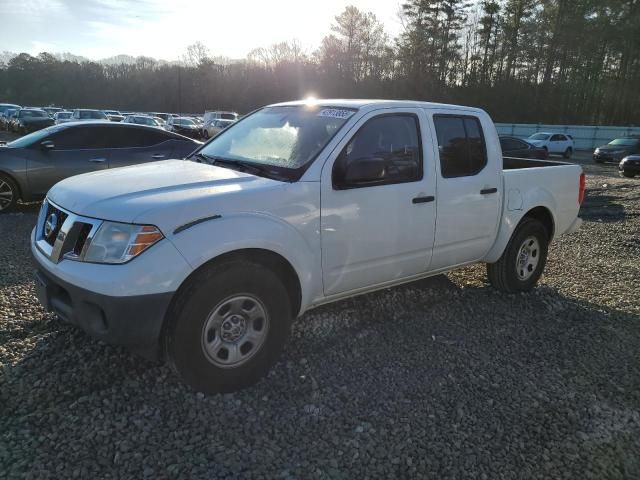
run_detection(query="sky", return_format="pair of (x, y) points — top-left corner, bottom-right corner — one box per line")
(0, 0), (405, 61)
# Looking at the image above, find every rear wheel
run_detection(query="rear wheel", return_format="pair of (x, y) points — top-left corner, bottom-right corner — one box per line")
(0, 173), (18, 213)
(487, 218), (549, 293)
(165, 259), (292, 393)
(203, 129), (209, 139)
(563, 147), (573, 159)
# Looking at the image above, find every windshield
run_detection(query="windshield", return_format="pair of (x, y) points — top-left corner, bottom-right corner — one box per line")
(198, 105), (355, 171)
(6, 125), (62, 148)
(176, 118), (195, 126)
(57, 112), (71, 118)
(608, 138), (638, 146)
(21, 110), (48, 118)
(529, 133), (550, 140)
(220, 113), (237, 120)
(80, 110), (107, 119)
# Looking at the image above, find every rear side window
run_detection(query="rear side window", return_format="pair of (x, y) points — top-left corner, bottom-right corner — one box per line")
(551, 134), (565, 141)
(434, 115), (487, 178)
(105, 126), (171, 148)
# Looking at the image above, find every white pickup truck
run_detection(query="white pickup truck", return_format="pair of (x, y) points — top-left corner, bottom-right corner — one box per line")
(31, 100), (585, 393)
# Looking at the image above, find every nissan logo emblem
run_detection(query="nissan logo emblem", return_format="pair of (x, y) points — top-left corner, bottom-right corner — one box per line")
(44, 212), (58, 239)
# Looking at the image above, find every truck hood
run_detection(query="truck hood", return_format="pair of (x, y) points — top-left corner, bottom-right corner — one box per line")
(48, 159), (284, 229)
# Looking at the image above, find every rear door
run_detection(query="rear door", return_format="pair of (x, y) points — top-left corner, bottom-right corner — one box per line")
(428, 111), (501, 270)
(26, 126), (110, 196)
(549, 134), (566, 153)
(106, 126), (177, 168)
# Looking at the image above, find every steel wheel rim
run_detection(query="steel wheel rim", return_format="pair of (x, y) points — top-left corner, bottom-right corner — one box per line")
(201, 294), (269, 368)
(0, 179), (14, 211)
(516, 236), (540, 281)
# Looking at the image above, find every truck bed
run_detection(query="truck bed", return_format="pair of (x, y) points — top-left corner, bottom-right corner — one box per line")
(503, 156), (572, 170)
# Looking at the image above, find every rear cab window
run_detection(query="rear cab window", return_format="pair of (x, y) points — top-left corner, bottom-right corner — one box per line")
(433, 114), (487, 178)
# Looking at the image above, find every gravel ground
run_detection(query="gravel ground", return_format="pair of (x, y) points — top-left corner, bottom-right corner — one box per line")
(1, 158), (639, 479)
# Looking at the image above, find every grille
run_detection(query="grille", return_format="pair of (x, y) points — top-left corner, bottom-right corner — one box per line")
(73, 223), (93, 255)
(43, 203), (69, 246)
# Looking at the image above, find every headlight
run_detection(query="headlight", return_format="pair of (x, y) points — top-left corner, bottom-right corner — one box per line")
(84, 222), (163, 264)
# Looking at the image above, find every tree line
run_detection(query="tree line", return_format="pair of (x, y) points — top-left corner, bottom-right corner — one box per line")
(0, 0), (638, 125)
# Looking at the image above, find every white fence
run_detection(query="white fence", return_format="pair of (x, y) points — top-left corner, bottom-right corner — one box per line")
(494, 123), (640, 150)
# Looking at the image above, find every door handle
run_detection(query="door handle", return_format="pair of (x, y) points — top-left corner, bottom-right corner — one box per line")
(88, 158), (106, 163)
(151, 154), (166, 159)
(480, 188), (498, 195)
(412, 195), (435, 204)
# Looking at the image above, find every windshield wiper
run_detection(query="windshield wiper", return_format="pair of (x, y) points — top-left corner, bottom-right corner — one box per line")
(210, 157), (290, 181)
(190, 152), (214, 164)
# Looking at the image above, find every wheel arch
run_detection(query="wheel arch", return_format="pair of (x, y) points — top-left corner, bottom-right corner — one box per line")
(483, 204), (555, 264)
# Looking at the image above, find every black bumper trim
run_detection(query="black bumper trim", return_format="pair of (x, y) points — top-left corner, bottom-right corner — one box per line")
(34, 267), (174, 361)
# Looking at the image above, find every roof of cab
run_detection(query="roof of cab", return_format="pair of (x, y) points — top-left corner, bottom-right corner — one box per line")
(270, 98), (486, 114)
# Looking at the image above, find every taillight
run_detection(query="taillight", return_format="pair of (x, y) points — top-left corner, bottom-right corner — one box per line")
(578, 173), (586, 205)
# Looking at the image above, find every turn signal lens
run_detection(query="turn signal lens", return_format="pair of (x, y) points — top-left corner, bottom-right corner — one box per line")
(127, 226), (164, 257)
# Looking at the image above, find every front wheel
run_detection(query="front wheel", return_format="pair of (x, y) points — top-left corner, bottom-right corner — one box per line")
(487, 218), (549, 293)
(165, 259), (292, 393)
(203, 130), (209, 139)
(622, 170), (636, 178)
(0, 173), (19, 213)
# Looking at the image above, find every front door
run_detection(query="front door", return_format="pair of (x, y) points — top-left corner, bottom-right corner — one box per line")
(320, 109), (437, 296)
(26, 126), (109, 197)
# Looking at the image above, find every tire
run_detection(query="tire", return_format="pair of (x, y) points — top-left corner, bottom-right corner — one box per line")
(563, 147), (572, 159)
(203, 130), (209, 139)
(165, 259), (292, 393)
(0, 173), (19, 213)
(622, 171), (635, 178)
(486, 218), (549, 293)
(542, 147), (548, 158)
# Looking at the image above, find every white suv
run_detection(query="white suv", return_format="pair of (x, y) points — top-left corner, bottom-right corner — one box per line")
(527, 132), (574, 158)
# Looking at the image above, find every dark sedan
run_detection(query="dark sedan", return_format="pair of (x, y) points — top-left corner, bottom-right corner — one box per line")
(9, 108), (54, 134)
(619, 154), (640, 178)
(593, 136), (640, 163)
(499, 135), (548, 159)
(167, 117), (202, 139)
(0, 122), (201, 212)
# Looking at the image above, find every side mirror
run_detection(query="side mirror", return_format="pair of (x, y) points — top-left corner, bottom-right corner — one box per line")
(338, 156), (386, 187)
(40, 140), (55, 150)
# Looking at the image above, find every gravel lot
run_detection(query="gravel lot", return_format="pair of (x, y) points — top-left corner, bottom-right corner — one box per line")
(1, 155), (639, 479)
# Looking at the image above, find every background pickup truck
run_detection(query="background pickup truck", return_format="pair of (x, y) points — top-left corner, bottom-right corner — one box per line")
(31, 99), (585, 393)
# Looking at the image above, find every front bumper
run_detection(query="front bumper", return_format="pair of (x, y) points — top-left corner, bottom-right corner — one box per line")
(33, 266), (172, 360)
(30, 225), (191, 360)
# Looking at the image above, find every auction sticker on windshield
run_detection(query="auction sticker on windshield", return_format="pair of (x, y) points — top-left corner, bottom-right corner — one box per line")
(317, 108), (355, 119)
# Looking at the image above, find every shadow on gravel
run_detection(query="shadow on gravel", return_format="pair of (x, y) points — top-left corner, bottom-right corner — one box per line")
(580, 192), (626, 223)
(3, 272), (639, 478)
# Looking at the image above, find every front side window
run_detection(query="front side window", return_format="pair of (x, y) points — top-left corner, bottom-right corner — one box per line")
(550, 134), (564, 141)
(333, 114), (422, 189)
(434, 115), (487, 178)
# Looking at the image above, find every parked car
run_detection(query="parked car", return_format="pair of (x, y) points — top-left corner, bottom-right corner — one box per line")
(0, 103), (22, 118)
(29, 99), (584, 393)
(0, 122), (201, 212)
(0, 109), (19, 131)
(593, 136), (640, 163)
(71, 109), (109, 122)
(203, 111), (238, 124)
(166, 116), (201, 139)
(9, 108), (54, 134)
(103, 110), (125, 122)
(54, 111), (74, 124)
(499, 135), (548, 159)
(124, 114), (164, 127)
(619, 155), (640, 178)
(201, 118), (235, 139)
(527, 132), (574, 158)
(43, 107), (63, 117)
